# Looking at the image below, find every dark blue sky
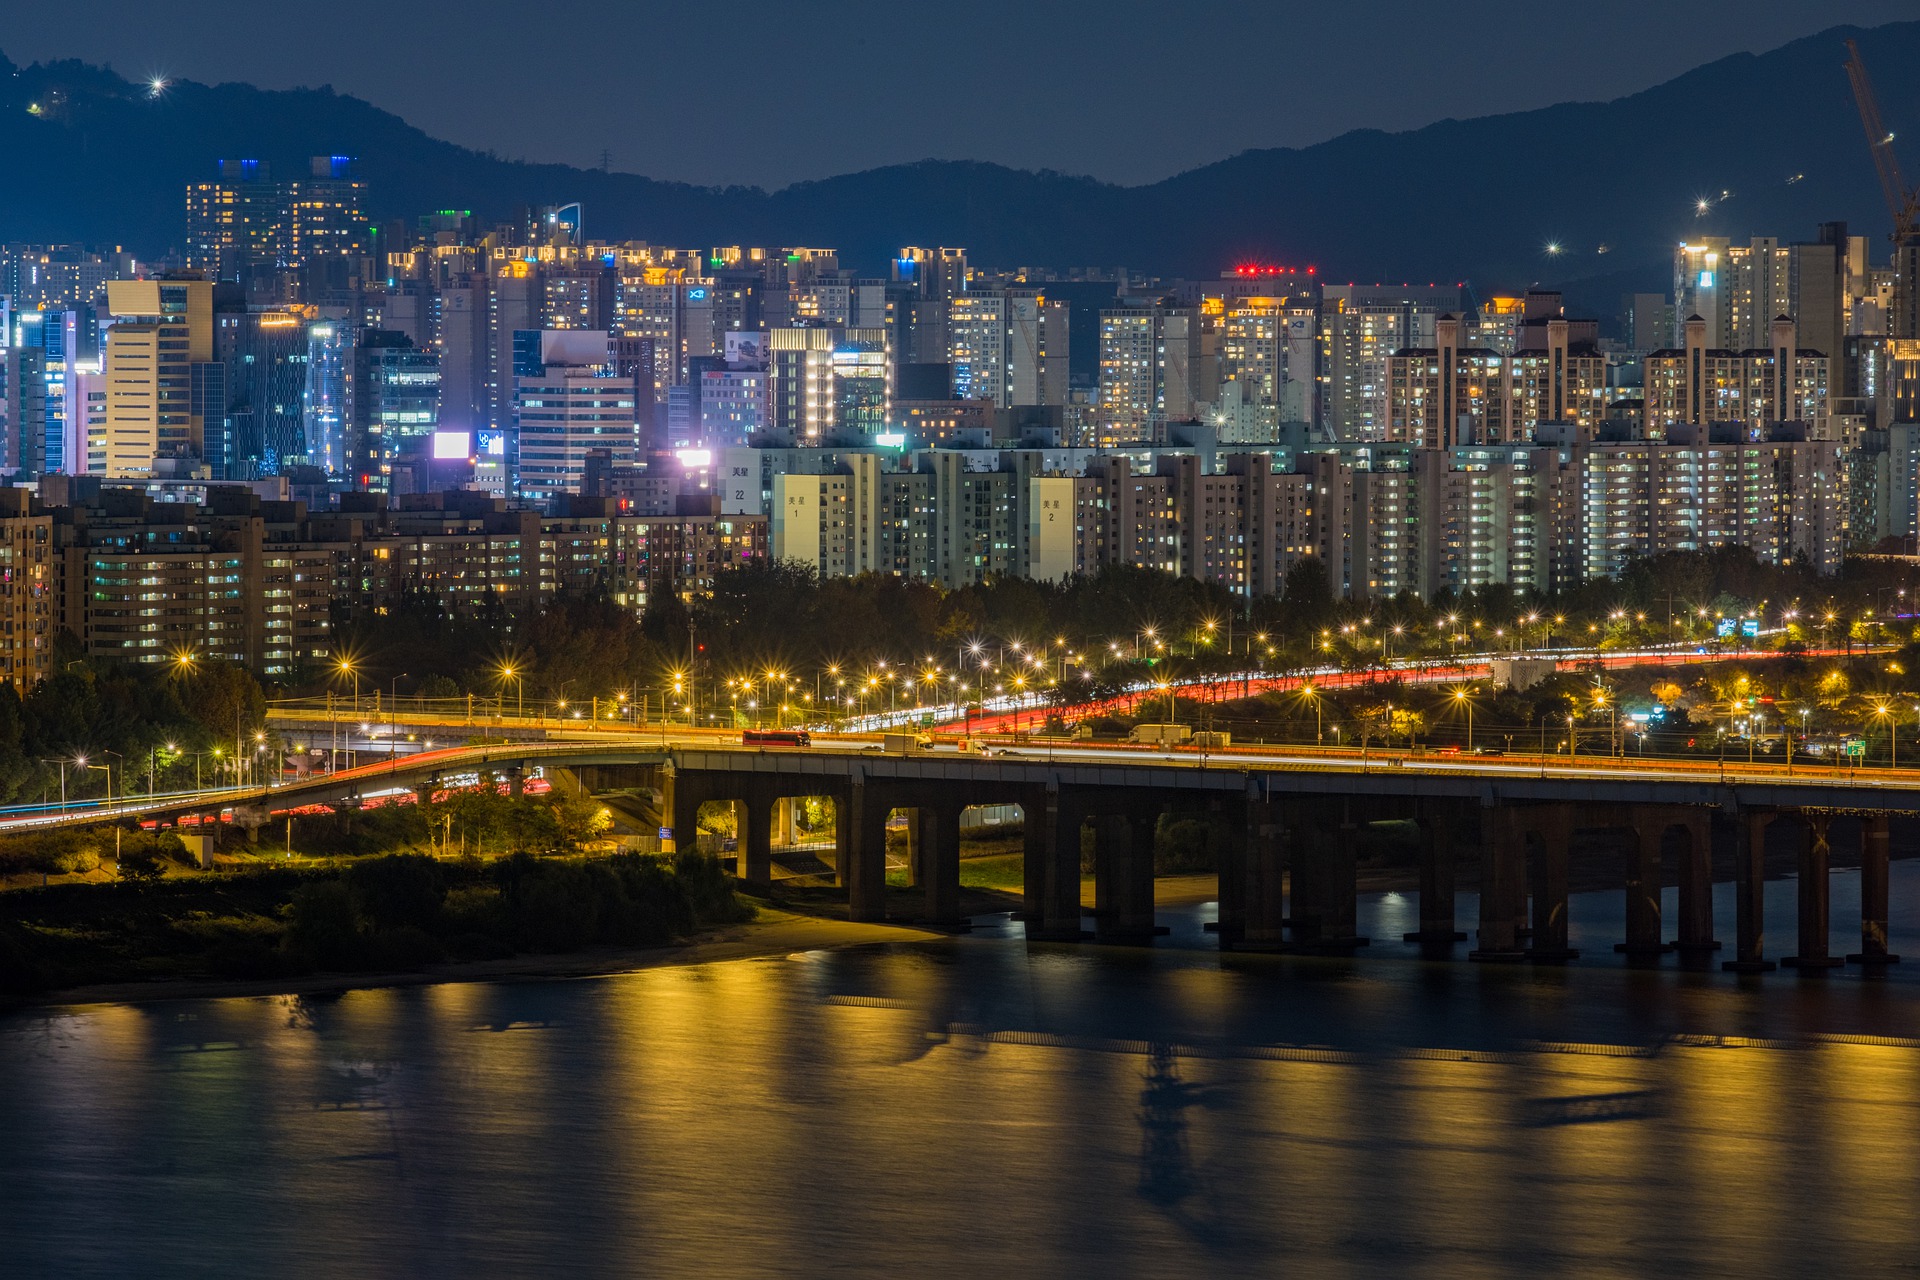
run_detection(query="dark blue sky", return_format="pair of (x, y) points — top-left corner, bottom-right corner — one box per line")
(8, 1), (1916, 188)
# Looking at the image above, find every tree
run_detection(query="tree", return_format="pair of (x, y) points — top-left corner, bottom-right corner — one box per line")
(1281, 557), (1335, 622)
(179, 662), (266, 744)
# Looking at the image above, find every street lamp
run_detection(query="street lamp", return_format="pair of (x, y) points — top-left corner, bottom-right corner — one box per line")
(335, 655), (361, 710)
(1872, 703), (1897, 768)
(498, 662), (523, 717)
(1592, 689), (1617, 757)
(1453, 686), (1475, 750)
(1299, 682), (1324, 745)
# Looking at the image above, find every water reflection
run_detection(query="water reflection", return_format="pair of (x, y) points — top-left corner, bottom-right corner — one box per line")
(3, 869), (1920, 1276)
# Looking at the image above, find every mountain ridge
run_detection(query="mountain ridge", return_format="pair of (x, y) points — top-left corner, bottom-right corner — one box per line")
(0, 21), (1914, 304)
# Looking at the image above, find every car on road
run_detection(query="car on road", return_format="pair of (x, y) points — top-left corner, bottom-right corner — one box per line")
(1471, 746), (1505, 756)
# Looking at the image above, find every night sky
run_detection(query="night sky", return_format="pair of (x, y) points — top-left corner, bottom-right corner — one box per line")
(8, 1), (1916, 189)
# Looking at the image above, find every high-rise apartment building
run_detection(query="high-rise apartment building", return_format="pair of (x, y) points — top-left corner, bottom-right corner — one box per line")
(1319, 285), (1458, 440)
(947, 288), (1068, 407)
(185, 156), (369, 280)
(0, 245), (139, 315)
(1097, 305), (1203, 442)
(1643, 316), (1831, 436)
(1387, 316), (1607, 446)
(1674, 230), (1848, 356)
(893, 247), (968, 365)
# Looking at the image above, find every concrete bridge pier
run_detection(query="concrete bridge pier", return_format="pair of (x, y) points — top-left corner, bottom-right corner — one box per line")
(920, 806), (964, 928)
(1785, 814), (1842, 970)
(1211, 794), (1246, 945)
(1404, 808), (1465, 944)
(1291, 804), (1364, 953)
(732, 796), (769, 886)
(1030, 791), (1089, 941)
(1672, 811), (1718, 957)
(1022, 785), (1088, 941)
(1237, 797), (1287, 951)
(829, 791), (850, 887)
(668, 777), (704, 865)
(1526, 807), (1577, 962)
(846, 777), (889, 922)
(1725, 811), (1777, 973)
(1095, 809), (1161, 944)
(1619, 812), (1671, 959)
(1849, 814), (1899, 965)
(1471, 806), (1527, 961)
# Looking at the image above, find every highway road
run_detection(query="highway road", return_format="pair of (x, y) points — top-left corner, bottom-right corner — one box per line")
(9, 719), (1920, 835)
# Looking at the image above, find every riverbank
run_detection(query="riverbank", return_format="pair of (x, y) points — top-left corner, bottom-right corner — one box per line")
(22, 903), (946, 1010)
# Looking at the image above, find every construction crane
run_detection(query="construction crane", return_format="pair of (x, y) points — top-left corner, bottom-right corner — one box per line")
(1844, 38), (1920, 245)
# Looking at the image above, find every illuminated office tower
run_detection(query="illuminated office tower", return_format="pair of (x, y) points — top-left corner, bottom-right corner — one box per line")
(0, 345), (45, 477)
(947, 288), (1069, 407)
(487, 260), (541, 431)
(513, 330), (634, 500)
(214, 310), (311, 478)
(302, 321), (350, 475)
(345, 330), (441, 489)
(542, 263), (615, 331)
(102, 278), (215, 477)
(615, 267), (695, 389)
(9, 309), (76, 474)
(69, 366), (107, 475)
(698, 367), (768, 447)
(768, 328), (891, 442)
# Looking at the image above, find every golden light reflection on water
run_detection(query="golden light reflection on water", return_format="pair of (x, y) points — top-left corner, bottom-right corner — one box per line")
(5, 952), (1920, 1276)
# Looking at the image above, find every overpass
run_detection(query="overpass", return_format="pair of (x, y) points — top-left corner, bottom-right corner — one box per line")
(28, 728), (1920, 976)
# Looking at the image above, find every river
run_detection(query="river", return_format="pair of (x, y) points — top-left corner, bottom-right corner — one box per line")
(5, 867), (1920, 1277)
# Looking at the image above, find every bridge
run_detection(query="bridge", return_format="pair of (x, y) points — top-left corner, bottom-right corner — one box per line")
(27, 722), (1920, 976)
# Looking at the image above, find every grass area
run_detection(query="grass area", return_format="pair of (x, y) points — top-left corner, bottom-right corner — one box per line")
(959, 853), (1027, 892)
(888, 852), (1030, 892)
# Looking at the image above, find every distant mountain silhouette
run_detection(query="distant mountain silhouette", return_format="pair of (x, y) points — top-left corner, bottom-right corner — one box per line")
(1, 20), (1915, 308)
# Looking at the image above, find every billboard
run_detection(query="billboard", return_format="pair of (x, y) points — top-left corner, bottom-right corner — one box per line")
(539, 329), (611, 367)
(431, 430), (471, 461)
(725, 331), (768, 368)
